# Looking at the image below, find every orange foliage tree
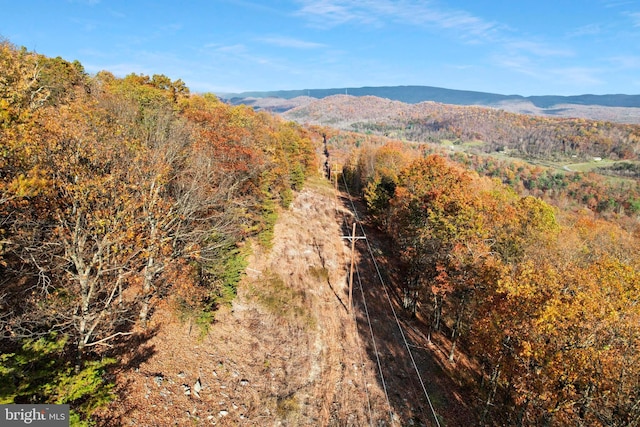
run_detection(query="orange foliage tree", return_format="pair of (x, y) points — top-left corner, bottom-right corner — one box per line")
(1, 42), (317, 363)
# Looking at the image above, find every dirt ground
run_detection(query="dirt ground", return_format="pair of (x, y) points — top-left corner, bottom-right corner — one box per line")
(96, 177), (478, 426)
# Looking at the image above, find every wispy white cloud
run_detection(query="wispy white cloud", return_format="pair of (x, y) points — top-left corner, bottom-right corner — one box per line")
(160, 23), (183, 32)
(107, 8), (126, 19)
(295, 0), (602, 92)
(607, 55), (640, 69)
(491, 53), (540, 78)
(78, 48), (109, 57)
(506, 41), (573, 57)
(258, 36), (327, 49)
(491, 51), (605, 91)
(69, 17), (99, 32)
(67, 0), (101, 5)
(567, 23), (602, 37)
(627, 11), (640, 26)
(200, 42), (301, 76)
(83, 62), (150, 76)
(219, 0), (284, 15)
(602, 0), (636, 8)
(446, 64), (476, 70)
(295, 0), (377, 27)
(294, 0), (499, 40)
(213, 44), (248, 54)
(549, 67), (604, 86)
(492, 47), (604, 87)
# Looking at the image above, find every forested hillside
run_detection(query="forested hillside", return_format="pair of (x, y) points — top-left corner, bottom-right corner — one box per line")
(0, 40), (316, 424)
(285, 95), (640, 158)
(341, 141), (640, 425)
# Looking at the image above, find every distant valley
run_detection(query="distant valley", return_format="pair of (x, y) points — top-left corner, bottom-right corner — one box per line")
(222, 85), (640, 124)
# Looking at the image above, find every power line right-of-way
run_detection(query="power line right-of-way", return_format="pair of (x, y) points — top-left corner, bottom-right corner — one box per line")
(338, 171), (443, 427)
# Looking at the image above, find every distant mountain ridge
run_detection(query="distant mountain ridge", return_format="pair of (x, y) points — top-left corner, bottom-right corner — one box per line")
(222, 85), (640, 109)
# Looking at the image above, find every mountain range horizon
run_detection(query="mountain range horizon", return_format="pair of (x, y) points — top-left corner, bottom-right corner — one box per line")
(221, 84), (640, 109)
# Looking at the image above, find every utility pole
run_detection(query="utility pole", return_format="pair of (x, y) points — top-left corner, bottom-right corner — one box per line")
(342, 222), (365, 314)
(348, 222), (356, 313)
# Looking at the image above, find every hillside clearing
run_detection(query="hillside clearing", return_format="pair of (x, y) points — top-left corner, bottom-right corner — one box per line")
(96, 181), (477, 426)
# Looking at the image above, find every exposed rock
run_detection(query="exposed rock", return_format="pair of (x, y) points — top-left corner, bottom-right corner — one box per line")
(153, 375), (164, 386)
(193, 378), (202, 398)
(182, 384), (191, 396)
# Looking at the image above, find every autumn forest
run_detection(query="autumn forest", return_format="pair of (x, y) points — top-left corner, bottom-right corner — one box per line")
(2, 39), (640, 426)
(0, 40), (315, 424)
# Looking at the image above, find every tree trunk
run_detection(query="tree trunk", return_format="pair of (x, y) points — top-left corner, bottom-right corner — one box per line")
(427, 293), (441, 344)
(449, 295), (466, 362)
(139, 220), (159, 329)
(516, 398), (529, 427)
(139, 253), (155, 329)
(434, 295), (442, 331)
(76, 270), (91, 373)
(482, 364), (501, 422)
(403, 285), (418, 317)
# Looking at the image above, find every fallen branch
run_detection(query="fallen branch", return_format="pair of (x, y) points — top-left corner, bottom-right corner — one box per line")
(84, 331), (134, 348)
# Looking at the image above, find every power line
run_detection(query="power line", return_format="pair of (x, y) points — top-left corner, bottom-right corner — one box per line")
(341, 173), (442, 427)
(331, 170), (376, 426)
(354, 247), (394, 424)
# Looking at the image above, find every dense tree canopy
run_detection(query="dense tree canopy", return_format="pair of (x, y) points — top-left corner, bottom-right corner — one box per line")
(343, 142), (640, 426)
(0, 40), (317, 423)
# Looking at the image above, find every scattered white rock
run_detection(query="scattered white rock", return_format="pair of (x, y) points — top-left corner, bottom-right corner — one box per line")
(193, 378), (202, 398)
(182, 384), (191, 396)
(218, 410), (229, 417)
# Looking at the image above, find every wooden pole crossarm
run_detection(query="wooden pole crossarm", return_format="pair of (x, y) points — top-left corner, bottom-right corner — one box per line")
(341, 236), (366, 241)
(341, 223), (367, 313)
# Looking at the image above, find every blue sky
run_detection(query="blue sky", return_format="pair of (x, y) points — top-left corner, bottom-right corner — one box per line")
(3, 0), (640, 96)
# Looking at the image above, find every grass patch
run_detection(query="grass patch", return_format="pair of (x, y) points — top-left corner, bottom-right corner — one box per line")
(308, 266), (329, 283)
(249, 271), (316, 330)
(462, 139), (485, 147)
(304, 175), (336, 197)
(174, 299), (216, 338)
(564, 159), (616, 172)
(276, 394), (299, 417)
